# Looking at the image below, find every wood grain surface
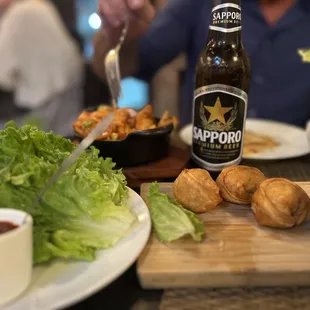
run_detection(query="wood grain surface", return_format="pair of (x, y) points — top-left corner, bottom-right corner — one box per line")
(137, 182), (310, 289)
(123, 146), (189, 188)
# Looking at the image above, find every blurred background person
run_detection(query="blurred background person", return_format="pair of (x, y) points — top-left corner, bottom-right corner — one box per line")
(93, 0), (310, 129)
(0, 0), (83, 136)
(149, 0), (186, 120)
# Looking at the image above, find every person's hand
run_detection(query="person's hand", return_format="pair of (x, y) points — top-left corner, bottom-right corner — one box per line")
(0, 0), (13, 12)
(98, 0), (155, 44)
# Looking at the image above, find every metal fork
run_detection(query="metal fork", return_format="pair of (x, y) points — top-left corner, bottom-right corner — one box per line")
(32, 19), (130, 207)
(104, 17), (129, 107)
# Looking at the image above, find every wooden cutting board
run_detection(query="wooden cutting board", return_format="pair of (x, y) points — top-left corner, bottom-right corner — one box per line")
(123, 146), (189, 188)
(137, 182), (310, 289)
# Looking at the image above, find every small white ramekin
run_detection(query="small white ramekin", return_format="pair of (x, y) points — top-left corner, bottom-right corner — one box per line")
(0, 209), (33, 305)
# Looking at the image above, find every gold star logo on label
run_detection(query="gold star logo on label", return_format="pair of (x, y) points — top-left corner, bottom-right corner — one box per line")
(297, 48), (310, 63)
(205, 97), (232, 124)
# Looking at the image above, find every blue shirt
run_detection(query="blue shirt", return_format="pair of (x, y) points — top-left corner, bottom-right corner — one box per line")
(138, 0), (310, 127)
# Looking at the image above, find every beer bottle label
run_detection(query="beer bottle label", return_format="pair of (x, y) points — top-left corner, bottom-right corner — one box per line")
(192, 84), (247, 171)
(210, 3), (241, 33)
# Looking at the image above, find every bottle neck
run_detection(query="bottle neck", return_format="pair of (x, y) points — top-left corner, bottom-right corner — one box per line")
(208, 0), (243, 47)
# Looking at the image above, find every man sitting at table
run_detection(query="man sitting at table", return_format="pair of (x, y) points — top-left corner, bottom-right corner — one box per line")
(93, 0), (310, 129)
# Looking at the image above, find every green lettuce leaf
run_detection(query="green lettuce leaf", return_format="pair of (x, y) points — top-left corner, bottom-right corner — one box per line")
(0, 122), (135, 265)
(147, 182), (205, 243)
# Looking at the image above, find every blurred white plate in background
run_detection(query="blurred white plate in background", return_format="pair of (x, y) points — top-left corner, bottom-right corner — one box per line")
(179, 119), (309, 160)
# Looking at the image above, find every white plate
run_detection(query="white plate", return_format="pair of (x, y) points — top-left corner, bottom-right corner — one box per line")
(179, 123), (193, 147)
(3, 188), (151, 310)
(179, 119), (309, 160)
(243, 119), (309, 160)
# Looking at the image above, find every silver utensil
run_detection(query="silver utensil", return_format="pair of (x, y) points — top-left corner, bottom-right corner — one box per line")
(35, 113), (114, 203)
(104, 16), (129, 106)
(34, 20), (129, 205)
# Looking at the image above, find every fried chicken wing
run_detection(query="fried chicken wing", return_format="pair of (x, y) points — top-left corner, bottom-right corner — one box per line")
(158, 111), (179, 128)
(136, 105), (156, 130)
(73, 104), (178, 140)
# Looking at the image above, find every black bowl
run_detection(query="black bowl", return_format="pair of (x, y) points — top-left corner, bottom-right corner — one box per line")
(74, 111), (173, 167)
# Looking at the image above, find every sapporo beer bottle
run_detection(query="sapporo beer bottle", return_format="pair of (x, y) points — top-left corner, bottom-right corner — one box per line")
(192, 0), (251, 173)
